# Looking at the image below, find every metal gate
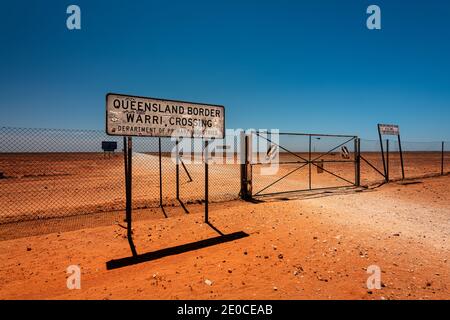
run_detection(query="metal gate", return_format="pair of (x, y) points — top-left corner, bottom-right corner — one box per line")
(246, 132), (360, 197)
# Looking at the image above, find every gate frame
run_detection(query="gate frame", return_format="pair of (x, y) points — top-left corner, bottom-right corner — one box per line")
(242, 131), (360, 198)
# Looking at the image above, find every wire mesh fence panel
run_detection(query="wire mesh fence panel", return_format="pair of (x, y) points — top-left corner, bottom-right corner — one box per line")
(0, 127), (126, 224)
(359, 139), (449, 185)
(167, 136), (242, 205)
(207, 135), (241, 202)
(359, 139), (388, 185)
(128, 137), (177, 210)
(0, 128), (241, 226)
(388, 140), (445, 179)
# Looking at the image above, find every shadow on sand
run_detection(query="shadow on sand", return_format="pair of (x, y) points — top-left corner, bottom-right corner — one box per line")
(106, 223), (248, 270)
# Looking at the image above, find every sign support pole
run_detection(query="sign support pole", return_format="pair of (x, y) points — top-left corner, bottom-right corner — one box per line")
(204, 139), (209, 223)
(124, 137), (137, 257)
(159, 138), (163, 207)
(176, 138), (180, 200)
(354, 138), (360, 187)
(386, 139), (389, 182)
(377, 125), (388, 182)
(397, 134), (405, 180)
(123, 137), (128, 204)
(308, 135), (312, 190)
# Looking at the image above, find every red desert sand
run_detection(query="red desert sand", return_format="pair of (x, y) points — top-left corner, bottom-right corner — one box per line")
(0, 175), (448, 299)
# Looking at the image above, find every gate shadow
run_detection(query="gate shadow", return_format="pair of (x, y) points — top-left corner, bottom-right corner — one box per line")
(252, 186), (373, 203)
(106, 229), (249, 270)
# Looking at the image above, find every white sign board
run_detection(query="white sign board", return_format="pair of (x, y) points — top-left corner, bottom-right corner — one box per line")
(106, 93), (225, 138)
(378, 124), (400, 136)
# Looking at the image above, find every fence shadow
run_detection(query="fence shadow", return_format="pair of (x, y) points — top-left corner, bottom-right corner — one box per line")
(106, 230), (249, 270)
(253, 186), (373, 203)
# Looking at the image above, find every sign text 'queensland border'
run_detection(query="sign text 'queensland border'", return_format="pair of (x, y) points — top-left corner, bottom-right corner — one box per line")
(106, 93), (225, 138)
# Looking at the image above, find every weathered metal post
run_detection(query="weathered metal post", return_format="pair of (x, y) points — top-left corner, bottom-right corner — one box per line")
(398, 134), (405, 180)
(126, 137), (137, 257)
(240, 132), (252, 200)
(223, 135), (227, 165)
(377, 125), (388, 182)
(354, 137), (361, 187)
(442, 141), (445, 176)
(205, 139), (209, 223)
(123, 137), (128, 198)
(386, 139), (389, 182)
(308, 135), (312, 190)
(159, 137), (163, 208)
(176, 138), (180, 200)
(246, 134), (252, 198)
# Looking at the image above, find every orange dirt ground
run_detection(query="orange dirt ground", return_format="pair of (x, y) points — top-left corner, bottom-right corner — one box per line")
(0, 175), (448, 300)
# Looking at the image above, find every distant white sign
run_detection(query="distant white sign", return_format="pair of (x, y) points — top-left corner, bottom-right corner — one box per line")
(106, 93), (225, 138)
(378, 124), (400, 136)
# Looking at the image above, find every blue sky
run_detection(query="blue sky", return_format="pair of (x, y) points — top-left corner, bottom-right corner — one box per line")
(0, 0), (449, 141)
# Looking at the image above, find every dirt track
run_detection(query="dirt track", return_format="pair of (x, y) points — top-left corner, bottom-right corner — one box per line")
(0, 175), (448, 299)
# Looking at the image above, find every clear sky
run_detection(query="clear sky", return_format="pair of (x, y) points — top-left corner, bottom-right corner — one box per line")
(1, 0), (449, 141)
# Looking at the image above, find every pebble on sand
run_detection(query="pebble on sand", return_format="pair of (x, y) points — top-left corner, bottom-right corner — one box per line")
(205, 279), (213, 286)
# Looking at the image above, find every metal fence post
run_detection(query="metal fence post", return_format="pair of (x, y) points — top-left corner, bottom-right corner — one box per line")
(308, 135), (312, 190)
(240, 132), (252, 200)
(223, 135), (227, 164)
(123, 137), (128, 201)
(126, 137), (137, 257)
(386, 139), (389, 182)
(354, 138), (360, 187)
(205, 139), (209, 223)
(398, 134), (405, 180)
(176, 138), (180, 199)
(442, 141), (445, 176)
(377, 125), (388, 182)
(246, 134), (252, 199)
(159, 137), (163, 208)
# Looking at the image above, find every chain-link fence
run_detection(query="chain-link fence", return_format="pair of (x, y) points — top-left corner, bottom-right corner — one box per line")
(0, 127), (241, 228)
(359, 139), (449, 185)
(0, 127), (448, 239)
